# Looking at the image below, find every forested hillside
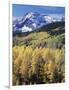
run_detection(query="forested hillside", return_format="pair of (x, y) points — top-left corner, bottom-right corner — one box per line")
(13, 21), (65, 49)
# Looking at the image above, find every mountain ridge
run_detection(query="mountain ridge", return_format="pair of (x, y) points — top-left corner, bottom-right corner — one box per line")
(13, 21), (65, 36)
(13, 12), (64, 33)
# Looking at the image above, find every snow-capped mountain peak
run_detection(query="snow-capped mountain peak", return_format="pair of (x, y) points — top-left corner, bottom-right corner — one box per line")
(13, 12), (65, 32)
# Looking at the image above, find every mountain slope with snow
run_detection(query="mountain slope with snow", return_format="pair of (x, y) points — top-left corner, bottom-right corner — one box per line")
(13, 12), (65, 32)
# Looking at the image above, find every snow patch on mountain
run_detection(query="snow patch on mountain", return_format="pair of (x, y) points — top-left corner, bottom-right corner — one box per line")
(21, 25), (32, 32)
(13, 12), (65, 32)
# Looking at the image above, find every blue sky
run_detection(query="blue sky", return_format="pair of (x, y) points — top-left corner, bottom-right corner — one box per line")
(13, 4), (65, 18)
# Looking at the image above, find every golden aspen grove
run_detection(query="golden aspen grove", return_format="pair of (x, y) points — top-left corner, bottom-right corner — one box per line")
(13, 46), (65, 85)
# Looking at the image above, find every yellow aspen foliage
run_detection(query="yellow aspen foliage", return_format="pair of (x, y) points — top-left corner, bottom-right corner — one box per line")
(55, 49), (64, 64)
(47, 60), (56, 72)
(31, 48), (41, 74)
(13, 46), (65, 85)
(42, 48), (55, 62)
(20, 46), (33, 78)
